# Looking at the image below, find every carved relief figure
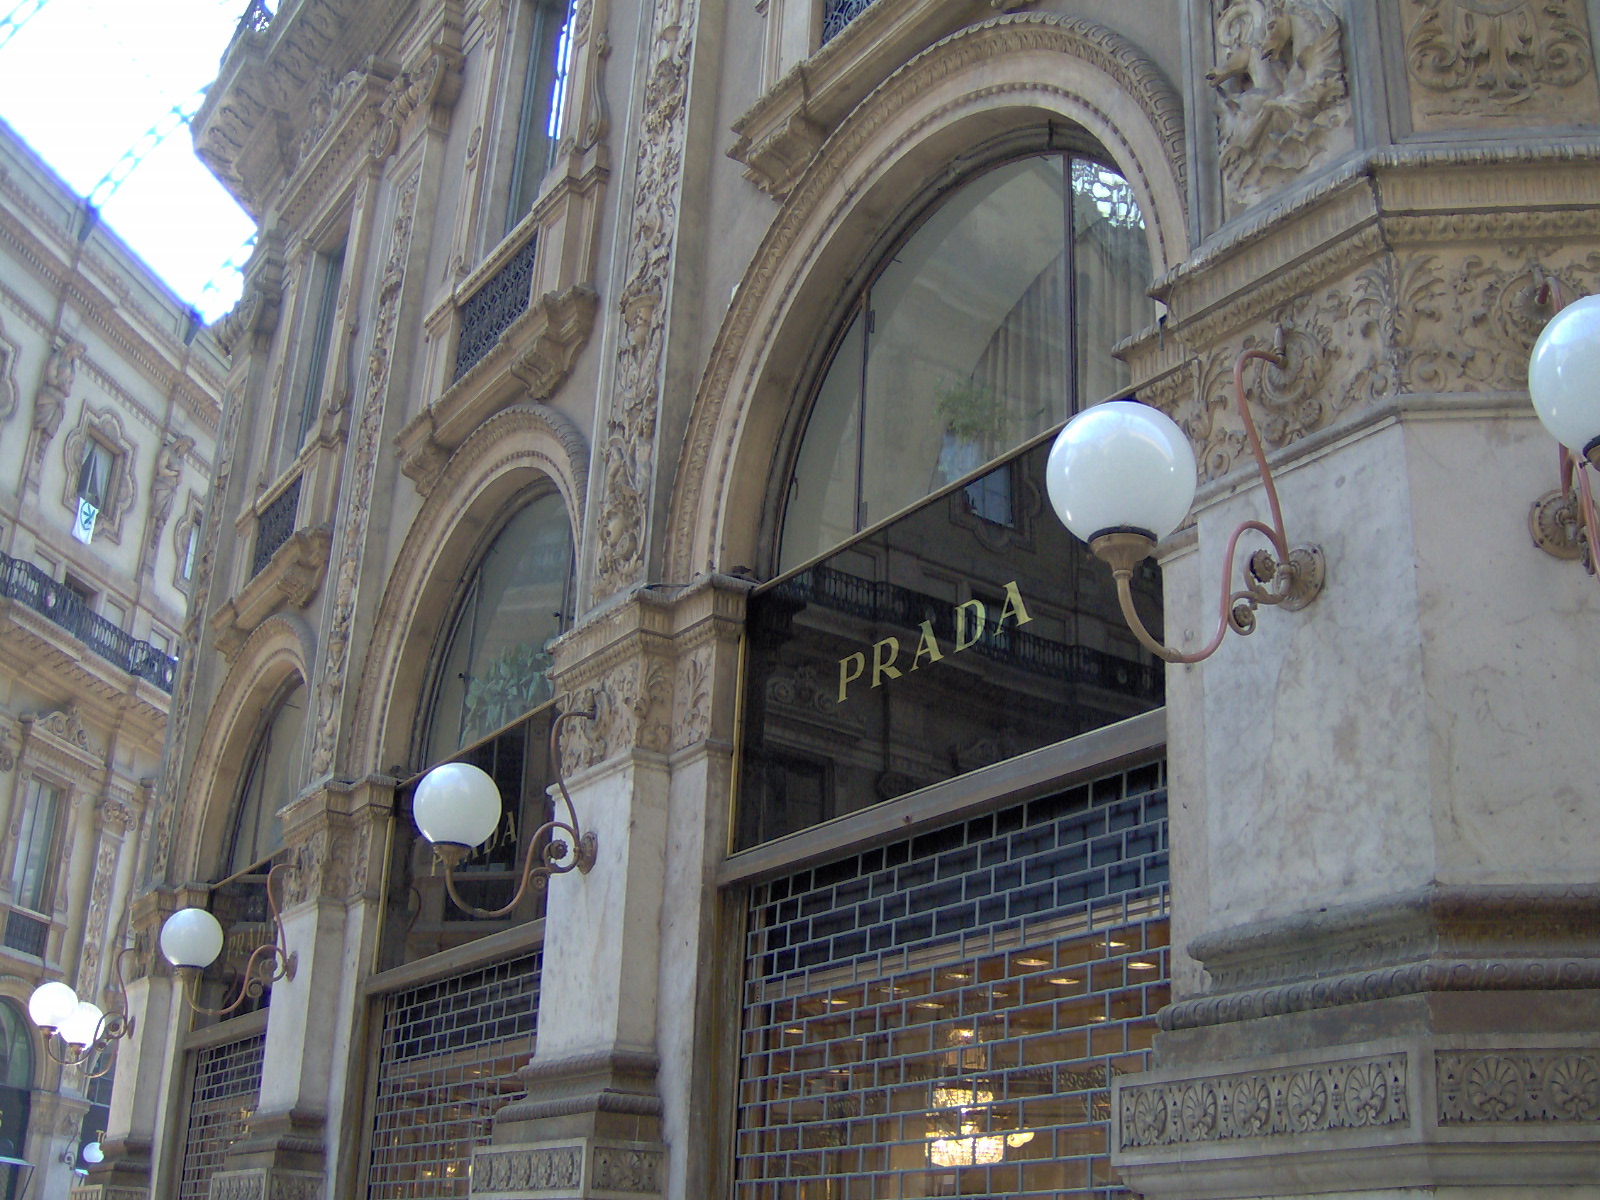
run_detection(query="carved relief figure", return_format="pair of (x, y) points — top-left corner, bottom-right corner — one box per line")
(30, 337), (82, 463)
(1402, 0), (1599, 128)
(147, 432), (196, 551)
(1207, 0), (1350, 212)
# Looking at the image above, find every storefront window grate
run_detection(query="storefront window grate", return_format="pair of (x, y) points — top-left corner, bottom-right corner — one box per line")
(736, 760), (1168, 1198)
(367, 952), (542, 1200)
(177, 1032), (265, 1200)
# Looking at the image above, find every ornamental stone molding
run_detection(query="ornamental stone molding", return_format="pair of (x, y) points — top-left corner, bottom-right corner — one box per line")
(669, 13), (1189, 583)
(209, 525), (333, 662)
(348, 403), (590, 778)
(472, 1146), (582, 1193)
(1438, 1050), (1600, 1123)
(0, 317), (19, 422)
(60, 404), (137, 544)
(1118, 1054), (1409, 1148)
(591, 0), (699, 602)
(1402, 0), (1600, 131)
(309, 164), (422, 778)
(1206, 0), (1351, 215)
(149, 383), (247, 884)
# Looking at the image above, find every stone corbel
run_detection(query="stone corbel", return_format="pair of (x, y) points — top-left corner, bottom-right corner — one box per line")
(370, 43), (465, 162)
(396, 286), (598, 494)
(208, 524), (332, 661)
(213, 232), (285, 357)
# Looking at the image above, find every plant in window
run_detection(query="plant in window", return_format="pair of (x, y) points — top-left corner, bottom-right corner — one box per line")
(462, 640), (555, 741)
(934, 378), (1007, 444)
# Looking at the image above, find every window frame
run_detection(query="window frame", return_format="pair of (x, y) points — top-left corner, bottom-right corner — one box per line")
(501, 0), (578, 236)
(770, 136), (1153, 576)
(8, 775), (67, 917)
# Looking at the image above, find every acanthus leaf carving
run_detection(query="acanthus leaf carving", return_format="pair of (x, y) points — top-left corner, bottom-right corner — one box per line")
(1403, 0), (1599, 128)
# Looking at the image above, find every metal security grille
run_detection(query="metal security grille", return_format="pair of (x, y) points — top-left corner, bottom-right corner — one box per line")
(452, 236), (539, 382)
(177, 1032), (266, 1200)
(368, 952), (542, 1200)
(2, 910), (46, 957)
(736, 760), (1168, 1198)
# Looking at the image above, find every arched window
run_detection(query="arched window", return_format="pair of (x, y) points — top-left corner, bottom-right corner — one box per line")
(0, 1001), (31, 1171)
(420, 491), (576, 764)
(779, 151), (1155, 570)
(225, 678), (308, 875)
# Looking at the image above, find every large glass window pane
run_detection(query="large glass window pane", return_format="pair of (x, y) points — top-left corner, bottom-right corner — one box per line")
(228, 680), (307, 874)
(10, 780), (61, 913)
(424, 493), (574, 763)
(860, 157), (1071, 531)
(1072, 161), (1151, 409)
(505, 0), (575, 232)
(779, 312), (863, 570)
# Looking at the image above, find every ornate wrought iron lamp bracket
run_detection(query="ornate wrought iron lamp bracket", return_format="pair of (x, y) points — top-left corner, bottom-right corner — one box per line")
(434, 703), (600, 919)
(174, 862), (299, 1019)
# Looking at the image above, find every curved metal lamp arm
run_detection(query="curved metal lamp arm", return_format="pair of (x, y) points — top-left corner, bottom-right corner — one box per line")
(1096, 346), (1325, 665)
(437, 704), (600, 920)
(1530, 279), (1600, 580)
(43, 946), (139, 1075)
(178, 862), (298, 1019)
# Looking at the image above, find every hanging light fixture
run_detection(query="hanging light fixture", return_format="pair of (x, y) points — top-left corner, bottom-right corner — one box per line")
(1045, 343), (1326, 663)
(413, 704), (598, 918)
(1526, 281), (1600, 578)
(26, 948), (135, 1078)
(159, 862), (297, 1017)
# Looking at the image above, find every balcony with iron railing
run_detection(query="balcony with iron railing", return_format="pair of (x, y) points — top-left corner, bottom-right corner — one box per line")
(0, 553), (176, 693)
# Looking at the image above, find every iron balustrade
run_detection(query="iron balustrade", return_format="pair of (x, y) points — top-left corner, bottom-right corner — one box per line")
(2, 910), (47, 958)
(232, 0), (273, 40)
(453, 235), (540, 382)
(0, 553), (176, 693)
(770, 566), (1163, 702)
(821, 0), (876, 43)
(252, 475), (301, 577)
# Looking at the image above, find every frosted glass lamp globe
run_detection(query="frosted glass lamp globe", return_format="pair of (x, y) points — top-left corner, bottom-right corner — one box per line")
(60, 1001), (105, 1049)
(28, 980), (79, 1031)
(413, 762), (502, 850)
(80, 1143), (104, 1166)
(1528, 293), (1600, 463)
(160, 907), (225, 970)
(1046, 401), (1198, 544)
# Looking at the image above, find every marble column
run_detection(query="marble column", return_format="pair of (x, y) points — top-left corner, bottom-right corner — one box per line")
(472, 577), (746, 1200)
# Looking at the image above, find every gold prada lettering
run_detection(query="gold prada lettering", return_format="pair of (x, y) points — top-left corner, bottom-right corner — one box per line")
(871, 637), (903, 687)
(838, 652), (866, 703)
(998, 579), (1033, 628)
(954, 599), (986, 651)
(834, 581), (1036, 703)
(911, 620), (944, 670)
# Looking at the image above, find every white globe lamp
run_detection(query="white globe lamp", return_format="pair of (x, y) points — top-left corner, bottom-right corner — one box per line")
(413, 762), (502, 861)
(1046, 401), (1198, 571)
(80, 1143), (104, 1166)
(60, 1001), (105, 1049)
(1528, 293), (1600, 466)
(160, 907), (225, 971)
(28, 980), (79, 1032)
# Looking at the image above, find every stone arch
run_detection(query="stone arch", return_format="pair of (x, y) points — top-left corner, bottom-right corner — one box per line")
(666, 13), (1188, 580)
(348, 402), (587, 779)
(173, 612), (316, 882)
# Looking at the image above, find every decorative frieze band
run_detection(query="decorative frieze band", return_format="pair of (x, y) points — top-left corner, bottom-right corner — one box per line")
(591, 1147), (663, 1194)
(473, 1147), (582, 1193)
(1118, 1055), (1408, 1148)
(1438, 1051), (1600, 1124)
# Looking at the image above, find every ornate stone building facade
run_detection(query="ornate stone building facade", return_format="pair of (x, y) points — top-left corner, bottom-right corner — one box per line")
(85, 0), (1599, 1198)
(0, 119), (226, 1199)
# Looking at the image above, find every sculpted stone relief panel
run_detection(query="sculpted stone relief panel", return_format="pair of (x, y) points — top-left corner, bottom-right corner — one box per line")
(310, 165), (422, 778)
(1120, 1055), (1409, 1147)
(1208, 0), (1352, 215)
(1142, 218), (1600, 482)
(593, 0), (698, 601)
(1402, 0), (1600, 130)
(1437, 1050), (1600, 1122)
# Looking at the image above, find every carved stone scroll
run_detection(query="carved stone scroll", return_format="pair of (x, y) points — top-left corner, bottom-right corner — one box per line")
(1402, 0), (1600, 130)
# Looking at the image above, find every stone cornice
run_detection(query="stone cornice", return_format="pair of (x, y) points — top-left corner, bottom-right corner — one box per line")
(208, 525), (333, 661)
(0, 188), (225, 433)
